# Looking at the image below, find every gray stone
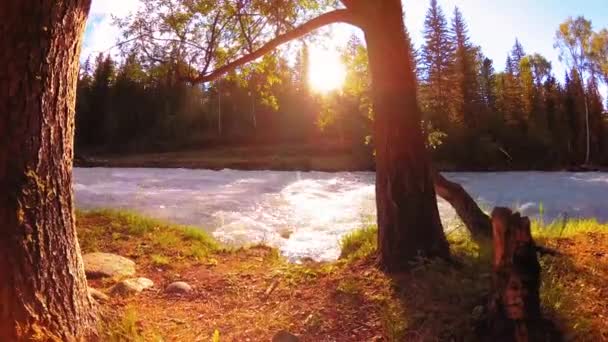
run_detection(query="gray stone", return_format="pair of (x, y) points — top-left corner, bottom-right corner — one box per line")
(83, 252), (136, 279)
(165, 281), (193, 294)
(110, 277), (155, 297)
(272, 330), (299, 342)
(89, 288), (109, 302)
(110, 280), (142, 297)
(133, 277), (154, 290)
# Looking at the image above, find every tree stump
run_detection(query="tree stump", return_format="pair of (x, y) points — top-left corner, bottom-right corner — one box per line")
(484, 207), (547, 342)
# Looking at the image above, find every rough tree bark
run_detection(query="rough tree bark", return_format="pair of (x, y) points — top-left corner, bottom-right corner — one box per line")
(348, 0), (450, 271)
(0, 1), (96, 340)
(483, 208), (558, 342)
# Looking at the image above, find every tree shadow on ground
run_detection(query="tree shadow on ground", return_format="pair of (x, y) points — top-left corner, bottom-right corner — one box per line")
(383, 232), (608, 341)
(384, 239), (566, 341)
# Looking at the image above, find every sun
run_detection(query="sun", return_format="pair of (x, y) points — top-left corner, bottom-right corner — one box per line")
(308, 47), (346, 93)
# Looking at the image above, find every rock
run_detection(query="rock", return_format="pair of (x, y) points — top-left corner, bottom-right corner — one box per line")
(89, 288), (109, 302)
(272, 330), (299, 342)
(165, 281), (193, 294)
(133, 277), (154, 290)
(83, 252), (136, 279)
(110, 277), (155, 297)
(110, 280), (142, 297)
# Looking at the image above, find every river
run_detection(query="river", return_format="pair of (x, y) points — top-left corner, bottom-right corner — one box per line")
(74, 168), (608, 261)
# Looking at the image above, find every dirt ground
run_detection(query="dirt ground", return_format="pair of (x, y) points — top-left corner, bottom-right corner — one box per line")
(79, 211), (608, 341)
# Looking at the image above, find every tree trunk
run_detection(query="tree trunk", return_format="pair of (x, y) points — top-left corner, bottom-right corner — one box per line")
(583, 94), (590, 165)
(433, 171), (492, 241)
(483, 208), (555, 342)
(351, 0), (450, 272)
(0, 1), (96, 340)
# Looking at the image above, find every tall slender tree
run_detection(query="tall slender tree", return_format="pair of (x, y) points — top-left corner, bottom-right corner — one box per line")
(510, 39), (526, 75)
(555, 16), (594, 164)
(479, 57), (497, 111)
(450, 7), (479, 127)
(420, 0), (454, 129)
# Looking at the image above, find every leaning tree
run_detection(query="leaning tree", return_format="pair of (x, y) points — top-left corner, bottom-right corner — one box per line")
(119, 0), (492, 271)
(0, 0), (97, 340)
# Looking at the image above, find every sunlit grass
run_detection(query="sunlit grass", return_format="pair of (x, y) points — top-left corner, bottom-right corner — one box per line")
(532, 217), (608, 238)
(339, 224), (376, 260)
(76, 209), (219, 264)
(100, 307), (162, 342)
(150, 254), (171, 267)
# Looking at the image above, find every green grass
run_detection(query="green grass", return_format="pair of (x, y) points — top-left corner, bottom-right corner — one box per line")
(338, 223), (490, 262)
(101, 307), (162, 342)
(532, 217), (608, 238)
(339, 224), (377, 260)
(150, 254), (171, 267)
(77, 209), (219, 263)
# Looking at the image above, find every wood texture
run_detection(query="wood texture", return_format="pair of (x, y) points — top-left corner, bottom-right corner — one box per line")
(0, 1), (96, 340)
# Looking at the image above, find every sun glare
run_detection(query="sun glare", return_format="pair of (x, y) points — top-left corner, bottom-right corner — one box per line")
(308, 47), (346, 93)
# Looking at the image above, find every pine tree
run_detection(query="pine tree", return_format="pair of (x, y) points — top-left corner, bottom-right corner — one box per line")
(111, 54), (147, 148)
(510, 38), (526, 75)
(505, 55), (515, 76)
(450, 7), (479, 127)
(479, 57), (496, 111)
(565, 69), (587, 162)
(404, 23), (418, 78)
(89, 54), (116, 146)
(420, 0), (454, 130)
(498, 56), (524, 130)
(503, 42), (526, 132)
(75, 58), (94, 149)
(587, 78), (605, 161)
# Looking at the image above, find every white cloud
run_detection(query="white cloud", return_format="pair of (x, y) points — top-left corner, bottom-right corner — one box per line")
(89, 0), (140, 17)
(81, 0), (141, 61)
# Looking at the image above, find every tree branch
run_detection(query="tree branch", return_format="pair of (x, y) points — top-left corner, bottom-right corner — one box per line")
(190, 9), (357, 84)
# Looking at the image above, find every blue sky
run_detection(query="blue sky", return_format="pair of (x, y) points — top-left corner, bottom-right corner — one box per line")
(404, 0), (608, 77)
(83, 0), (607, 97)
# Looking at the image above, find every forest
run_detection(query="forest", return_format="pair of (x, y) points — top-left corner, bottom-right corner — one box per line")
(75, 1), (608, 170)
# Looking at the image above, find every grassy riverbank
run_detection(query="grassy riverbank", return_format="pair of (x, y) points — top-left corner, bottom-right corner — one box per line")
(78, 210), (608, 341)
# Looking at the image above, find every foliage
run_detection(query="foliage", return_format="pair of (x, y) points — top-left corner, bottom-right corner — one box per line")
(76, 4), (608, 169)
(591, 29), (608, 84)
(114, 0), (338, 81)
